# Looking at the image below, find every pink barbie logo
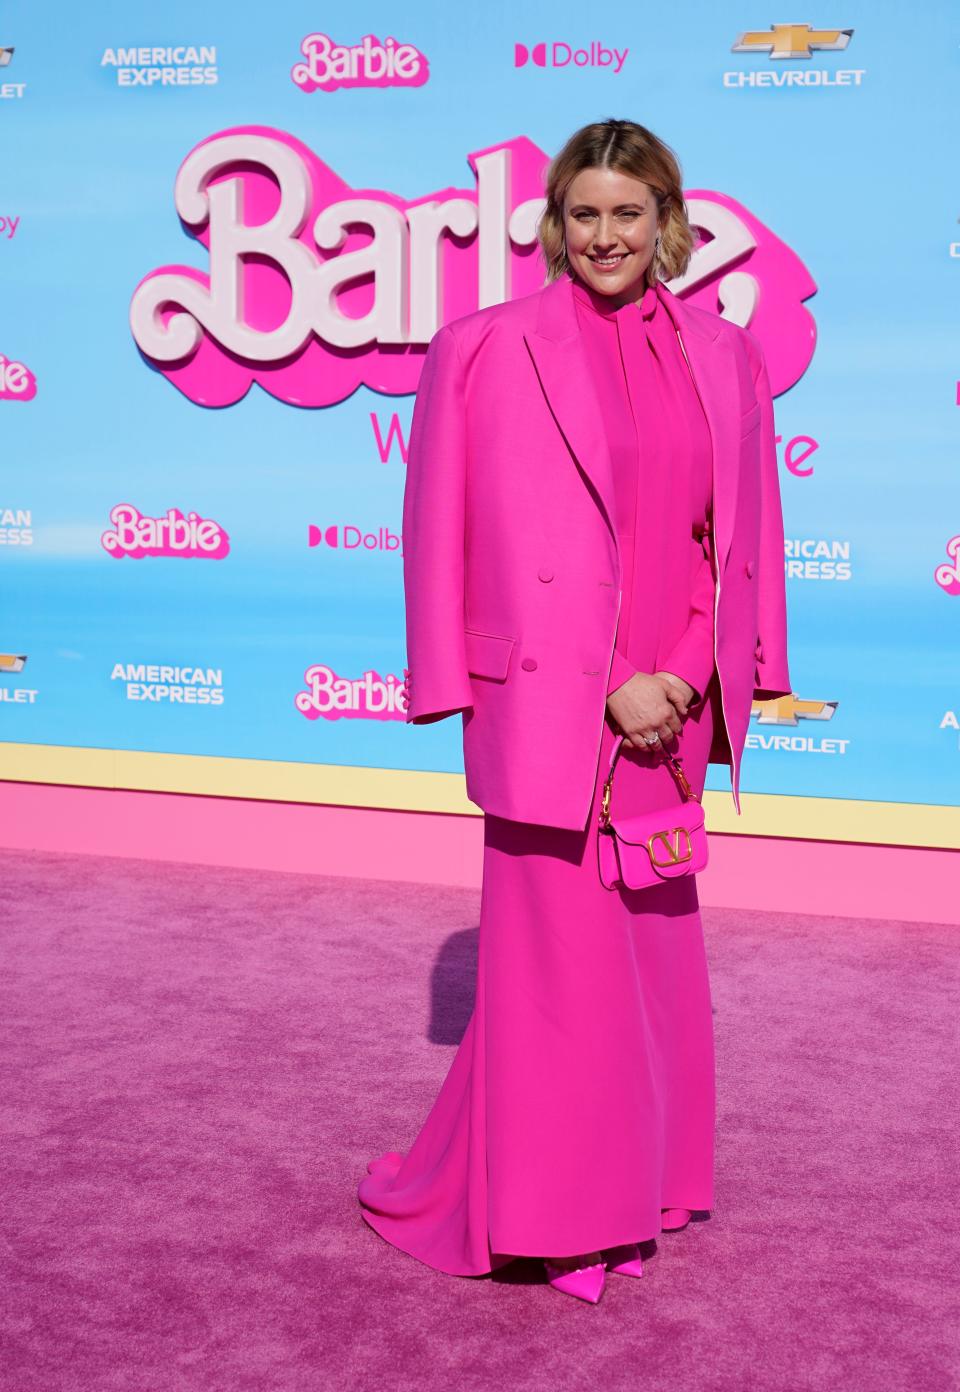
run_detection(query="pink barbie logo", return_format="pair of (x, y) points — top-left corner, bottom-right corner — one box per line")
(934, 535), (960, 596)
(291, 32), (429, 93)
(0, 352), (36, 401)
(308, 523), (402, 554)
(130, 126), (816, 409)
(101, 504), (230, 559)
(514, 41), (628, 73)
(294, 663), (407, 720)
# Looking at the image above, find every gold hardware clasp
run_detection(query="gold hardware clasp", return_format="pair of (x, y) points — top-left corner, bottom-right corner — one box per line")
(647, 826), (692, 867)
(599, 778), (613, 829)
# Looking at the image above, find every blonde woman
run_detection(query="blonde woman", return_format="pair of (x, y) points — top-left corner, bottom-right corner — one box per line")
(358, 118), (791, 1304)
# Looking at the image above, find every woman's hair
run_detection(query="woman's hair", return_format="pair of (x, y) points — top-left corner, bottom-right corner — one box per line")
(537, 118), (696, 288)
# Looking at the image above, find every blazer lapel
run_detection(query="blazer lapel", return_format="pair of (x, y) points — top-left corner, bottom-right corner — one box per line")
(659, 284), (741, 576)
(524, 274), (742, 576)
(523, 289), (618, 547)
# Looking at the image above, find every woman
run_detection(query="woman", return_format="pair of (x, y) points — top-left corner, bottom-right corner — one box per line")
(357, 119), (791, 1304)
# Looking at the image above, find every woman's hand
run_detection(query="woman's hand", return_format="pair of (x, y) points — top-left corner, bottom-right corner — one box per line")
(606, 670), (692, 751)
(655, 670), (697, 712)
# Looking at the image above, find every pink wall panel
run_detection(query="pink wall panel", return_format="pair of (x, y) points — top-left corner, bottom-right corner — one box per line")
(0, 780), (955, 927)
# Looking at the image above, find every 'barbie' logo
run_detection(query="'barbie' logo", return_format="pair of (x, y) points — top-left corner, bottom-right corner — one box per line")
(101, 503), (230, 558)
(934, 535), (960, 596)
(294, 664), (407, 720)
(292, 32), (429, 93)
(130, 126), (816, 408)
(0, 352), (36, 401)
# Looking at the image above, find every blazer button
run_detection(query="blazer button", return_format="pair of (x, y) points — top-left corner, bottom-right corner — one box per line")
(521, 657), (538, 672)
(537, 566), (554, 583)
(745, 559), (755, 577)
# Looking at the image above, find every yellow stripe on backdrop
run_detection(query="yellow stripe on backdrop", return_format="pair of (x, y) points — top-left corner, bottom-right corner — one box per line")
(1, 744), (958, 850)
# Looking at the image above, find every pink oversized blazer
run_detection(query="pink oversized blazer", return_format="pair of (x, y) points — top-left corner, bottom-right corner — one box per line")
(401, 272), (792, 829)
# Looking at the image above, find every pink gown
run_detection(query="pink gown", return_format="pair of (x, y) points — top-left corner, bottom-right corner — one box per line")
(357, 273), (719, 1275)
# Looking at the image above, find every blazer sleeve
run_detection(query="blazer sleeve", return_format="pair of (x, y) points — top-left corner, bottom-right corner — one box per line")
(743, 330), (792, 700)
(656, 525), (717, 707)
(607, 646), (638, 697)
(400, 325), (474, 725)
(609, 525), (716, 704)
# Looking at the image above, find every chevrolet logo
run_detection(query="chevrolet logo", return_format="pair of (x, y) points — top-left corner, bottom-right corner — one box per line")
(0, 47), (14, 67)
(752, 694), (838, 725)
(732, 24), (853, 59)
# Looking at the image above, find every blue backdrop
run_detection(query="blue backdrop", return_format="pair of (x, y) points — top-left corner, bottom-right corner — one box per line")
(2, 0), (958, 834)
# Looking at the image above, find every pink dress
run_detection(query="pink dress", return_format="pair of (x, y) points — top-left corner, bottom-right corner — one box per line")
(357, 274), (719, 1275)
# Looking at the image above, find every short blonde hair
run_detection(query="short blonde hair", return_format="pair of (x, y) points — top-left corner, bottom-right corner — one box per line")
(537, 118), (695, 288)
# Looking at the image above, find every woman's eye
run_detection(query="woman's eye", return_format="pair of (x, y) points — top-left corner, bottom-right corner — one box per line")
(572, 210), (640, 221)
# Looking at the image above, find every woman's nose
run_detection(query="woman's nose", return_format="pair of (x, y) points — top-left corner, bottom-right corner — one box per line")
(592, 221), (620, 250)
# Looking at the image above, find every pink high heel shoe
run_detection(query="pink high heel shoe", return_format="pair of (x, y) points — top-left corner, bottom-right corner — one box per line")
(661, 1207), (692, 1231)
(602, 1242), (644, 1278)
(543, 1252), (607, 1303)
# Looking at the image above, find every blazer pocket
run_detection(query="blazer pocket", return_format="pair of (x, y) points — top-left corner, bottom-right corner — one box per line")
(464, 628), (517, 681)
(739, 401), (762, 437)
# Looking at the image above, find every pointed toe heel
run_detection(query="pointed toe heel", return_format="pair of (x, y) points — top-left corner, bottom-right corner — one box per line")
(543, 1254), (607, 1304)
(661, 1207), (692, 1232)
(603, 1242), (644, 1278)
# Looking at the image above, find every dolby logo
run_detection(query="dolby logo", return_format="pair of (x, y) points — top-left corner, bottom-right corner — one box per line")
(308, 523), (403, 554)
(514, 40), (628, 73)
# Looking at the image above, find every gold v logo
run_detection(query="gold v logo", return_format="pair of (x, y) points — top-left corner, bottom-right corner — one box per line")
(647, 827), (692, 867)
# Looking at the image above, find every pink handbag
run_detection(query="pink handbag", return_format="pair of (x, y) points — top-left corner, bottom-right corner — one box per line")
(597, 733), (709, 891)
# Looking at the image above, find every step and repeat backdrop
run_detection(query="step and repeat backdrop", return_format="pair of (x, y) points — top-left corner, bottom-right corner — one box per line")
(1, 3), (958, 844)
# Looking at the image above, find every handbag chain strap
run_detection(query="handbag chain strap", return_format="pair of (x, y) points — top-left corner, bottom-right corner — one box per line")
(598, 732), (699, 831)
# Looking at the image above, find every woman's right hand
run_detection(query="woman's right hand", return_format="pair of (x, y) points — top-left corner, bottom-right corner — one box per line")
(606, 672), (684, 751)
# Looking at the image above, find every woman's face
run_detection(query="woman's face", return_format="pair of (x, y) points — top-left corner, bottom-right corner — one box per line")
(562, 166), (661, 306)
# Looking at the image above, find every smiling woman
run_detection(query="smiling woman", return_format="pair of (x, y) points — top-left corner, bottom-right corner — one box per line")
(565, 178), (660, 283)
(358, 117), (791, 1307)
(538, 123), (696, 308)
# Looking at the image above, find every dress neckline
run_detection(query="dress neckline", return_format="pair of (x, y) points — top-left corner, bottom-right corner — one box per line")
(570, 272), (659, 322)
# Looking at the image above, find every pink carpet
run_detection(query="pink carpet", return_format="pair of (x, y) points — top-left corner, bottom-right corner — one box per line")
(2, 845), (957, 1391)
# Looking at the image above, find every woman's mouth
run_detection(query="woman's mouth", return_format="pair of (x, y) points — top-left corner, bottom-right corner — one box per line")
(589, 252), (629, 271)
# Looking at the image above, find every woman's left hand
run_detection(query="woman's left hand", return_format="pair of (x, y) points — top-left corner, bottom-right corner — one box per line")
(654, 670), (696, 717)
